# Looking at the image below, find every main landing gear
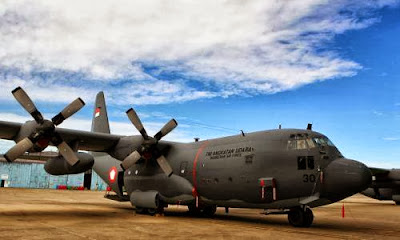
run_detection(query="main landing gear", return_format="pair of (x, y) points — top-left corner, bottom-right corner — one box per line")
(135, 205), (165, 216)
(188, 203), (217, 217)
(287, 206), (314, 228)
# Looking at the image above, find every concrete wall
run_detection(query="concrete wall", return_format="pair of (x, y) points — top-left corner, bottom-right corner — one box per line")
(0, 161), (107, 190)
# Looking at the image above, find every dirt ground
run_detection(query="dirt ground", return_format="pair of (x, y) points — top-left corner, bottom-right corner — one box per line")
(0, 188), (399, 240)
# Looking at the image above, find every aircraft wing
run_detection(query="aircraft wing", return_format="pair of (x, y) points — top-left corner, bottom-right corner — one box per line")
(0, 121), (22, 140)
(369, 167), (390, 176)
(0, 120), (123, 152)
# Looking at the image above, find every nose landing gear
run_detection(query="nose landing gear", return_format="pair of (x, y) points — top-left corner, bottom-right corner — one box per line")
(288, 206), (314, 227)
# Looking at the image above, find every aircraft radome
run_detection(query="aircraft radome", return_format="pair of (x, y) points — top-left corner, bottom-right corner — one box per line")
(0, 87), (372, 227)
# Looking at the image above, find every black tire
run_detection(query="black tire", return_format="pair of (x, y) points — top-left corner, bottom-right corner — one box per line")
(147, 208), (157, 216)
(135, 207), (147, 214)
(188, 204), (201, 215)
(288, 207), (314, 227)
(203, 205), (217, 217)
(302, 208), (314, 228)
(288, 208), (304, 227)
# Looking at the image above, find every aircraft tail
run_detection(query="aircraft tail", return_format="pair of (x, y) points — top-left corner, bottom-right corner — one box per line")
(91, 92), (125, 198)
(91, 91), (110, 135)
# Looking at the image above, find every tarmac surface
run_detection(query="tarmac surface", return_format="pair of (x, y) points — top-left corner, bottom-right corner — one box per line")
(0, 188), (399, 240)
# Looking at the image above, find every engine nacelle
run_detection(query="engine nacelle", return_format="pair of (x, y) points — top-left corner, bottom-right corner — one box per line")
(44, 152), (94, 175)
(130, 191), (160, 209)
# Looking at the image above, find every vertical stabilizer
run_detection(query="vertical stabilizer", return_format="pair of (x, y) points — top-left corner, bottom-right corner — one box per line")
(91, 91), (110, 134)
(91, 91), (124, 197)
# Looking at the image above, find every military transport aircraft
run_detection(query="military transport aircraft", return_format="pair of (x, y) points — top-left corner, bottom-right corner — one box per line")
(0, 87), (372, 227)
(361, 168), (400, 205)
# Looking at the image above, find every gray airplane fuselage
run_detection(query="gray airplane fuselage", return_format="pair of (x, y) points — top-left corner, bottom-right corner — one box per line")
(102, 129), (371, 210)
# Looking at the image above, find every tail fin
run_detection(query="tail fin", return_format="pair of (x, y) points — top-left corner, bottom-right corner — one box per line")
(91, 91), (110, 134)
(91, 92), (125, 198)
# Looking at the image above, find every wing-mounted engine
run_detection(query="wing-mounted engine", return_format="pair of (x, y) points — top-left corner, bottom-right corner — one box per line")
(4, 87), (85, 166)
(44, 152), (94, 175)
(120, 108), (177, 177)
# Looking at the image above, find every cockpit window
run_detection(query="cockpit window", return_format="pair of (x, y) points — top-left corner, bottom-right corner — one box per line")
(287, 135), (335, 150)
(306, 139), (315, 148)
(313, 137), (335, 147)
(287, 135), (309, 150)
(297, 140), (307, 149)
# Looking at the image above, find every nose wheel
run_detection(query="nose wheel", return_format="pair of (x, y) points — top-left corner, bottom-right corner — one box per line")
(288, 206), (314, 227)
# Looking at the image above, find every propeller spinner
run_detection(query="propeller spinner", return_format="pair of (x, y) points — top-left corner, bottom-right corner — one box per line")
(121, 108), (177, 177)
(4, 87), (85, 166)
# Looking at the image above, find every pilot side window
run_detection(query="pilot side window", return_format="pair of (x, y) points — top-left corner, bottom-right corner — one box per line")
(297, 156), (307, 170)
(297, 156), (314, 170)
(307, 156), (314, 170)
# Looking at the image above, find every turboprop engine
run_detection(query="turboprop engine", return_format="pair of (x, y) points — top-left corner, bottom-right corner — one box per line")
(44, 152), (94, 175)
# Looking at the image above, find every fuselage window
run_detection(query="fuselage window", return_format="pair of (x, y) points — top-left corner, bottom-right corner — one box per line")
(297, 156), (307, 170)
(307, 156), (314, 170)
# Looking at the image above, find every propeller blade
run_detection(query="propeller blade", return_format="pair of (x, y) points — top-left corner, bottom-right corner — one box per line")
(52, 98), (85, 125)
(156, 155), (173, 177)
(121, 150), (142, 170)
(57, 141), (80, 166)
(12, 87), (43, 123)
(126, 108), (149, 139)
(154, 119), (178, 141)
(4, 138), (34, 162)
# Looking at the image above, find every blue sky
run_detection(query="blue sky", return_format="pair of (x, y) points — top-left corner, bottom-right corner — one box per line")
(0, 0), (399, 168)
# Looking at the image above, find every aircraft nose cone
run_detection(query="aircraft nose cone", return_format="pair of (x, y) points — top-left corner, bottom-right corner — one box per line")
(322, 158), (372, 201)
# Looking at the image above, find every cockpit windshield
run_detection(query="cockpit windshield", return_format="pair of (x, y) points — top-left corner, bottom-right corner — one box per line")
(287, 134), (336, 150)
(313, 137), (335, 147)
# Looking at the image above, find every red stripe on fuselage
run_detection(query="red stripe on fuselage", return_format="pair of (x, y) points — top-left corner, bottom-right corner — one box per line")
(192, 141), (209, 196)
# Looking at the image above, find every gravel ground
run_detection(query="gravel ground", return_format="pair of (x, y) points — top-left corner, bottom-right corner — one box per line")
(0, 188), (399, 240)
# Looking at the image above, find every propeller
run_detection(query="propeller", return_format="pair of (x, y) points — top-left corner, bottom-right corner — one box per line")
(121, 108), (177, 177)
(4, 87), (85, 166)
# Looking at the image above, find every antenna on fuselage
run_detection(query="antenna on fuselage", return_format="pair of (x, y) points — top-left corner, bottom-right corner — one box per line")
(279, 124), (282, 129)
(307, 123), (312, 131)
(240, 130), (245, 137)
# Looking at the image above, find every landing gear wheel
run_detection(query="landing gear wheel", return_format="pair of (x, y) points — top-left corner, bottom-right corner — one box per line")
(135, 207), (147, 214)
(288, 207), (314, 227)
(203, 205), (217, 217)
(188, 204), (201, 215)
(147, 208), (157, 216)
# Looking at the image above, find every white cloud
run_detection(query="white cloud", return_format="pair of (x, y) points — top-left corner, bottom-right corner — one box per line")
(0, 0), (398, 105)
(383, 137), (400, 141)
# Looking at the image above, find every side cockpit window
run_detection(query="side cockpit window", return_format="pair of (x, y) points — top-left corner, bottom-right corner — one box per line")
(287, 134), (309, 150)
